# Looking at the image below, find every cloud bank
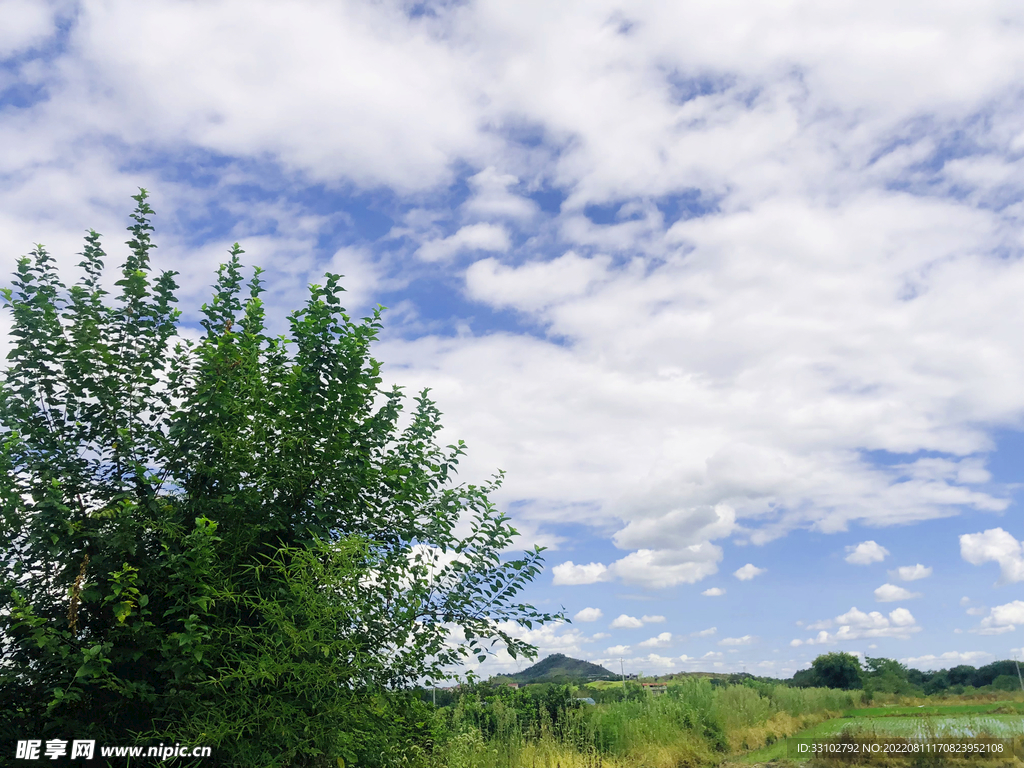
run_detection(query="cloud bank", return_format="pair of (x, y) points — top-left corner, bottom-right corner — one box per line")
(2, 1), (1023, 608)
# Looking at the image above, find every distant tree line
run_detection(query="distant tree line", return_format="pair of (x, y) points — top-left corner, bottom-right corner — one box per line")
(788, 652), (1023, 695)
(475, 653), (1023, 702)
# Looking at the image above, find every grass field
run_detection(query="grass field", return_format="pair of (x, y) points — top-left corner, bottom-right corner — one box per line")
(587, 680), (627, 690)
(739, 700), (1024, 764)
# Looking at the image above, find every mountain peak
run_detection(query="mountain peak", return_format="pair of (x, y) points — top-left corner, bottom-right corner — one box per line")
(507, 654), (616, 683)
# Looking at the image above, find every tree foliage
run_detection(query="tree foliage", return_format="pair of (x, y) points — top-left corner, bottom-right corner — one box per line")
(810, 652), (863, 690)
(862, 656), (912, 695)
(0, 192), (560, 766)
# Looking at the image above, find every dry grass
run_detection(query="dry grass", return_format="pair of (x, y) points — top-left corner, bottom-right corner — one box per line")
(514, 736), (717, 768)
(725, 711), (832, 753)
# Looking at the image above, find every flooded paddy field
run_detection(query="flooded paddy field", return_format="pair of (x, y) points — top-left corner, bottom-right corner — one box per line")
(739, 701), (1024, 765)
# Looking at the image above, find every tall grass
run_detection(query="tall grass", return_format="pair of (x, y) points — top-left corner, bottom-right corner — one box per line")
(589, 678), (725, 756)
(427, 681), (856, 767)
(767, 684), (862, 716)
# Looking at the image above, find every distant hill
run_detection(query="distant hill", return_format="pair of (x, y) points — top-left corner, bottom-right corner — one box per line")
(507, 653), (616, 683)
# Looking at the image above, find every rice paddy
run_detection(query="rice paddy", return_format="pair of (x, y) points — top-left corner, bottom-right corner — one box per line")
(811, 714), (1024, 739)
(739, 700), (1024, 765)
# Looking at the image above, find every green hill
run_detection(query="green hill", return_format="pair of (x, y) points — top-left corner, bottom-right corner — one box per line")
(507, 653), (617, 683)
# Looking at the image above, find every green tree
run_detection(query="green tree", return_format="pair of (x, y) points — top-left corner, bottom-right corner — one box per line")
(810, 652), (863, 690)
(863, 657), (912, 695)
(974, 660), (1019, 687)
(789, 667), (820, 688)
(923, 670), (950, 695)
(990, 674), (1021, 692)
(0, 192), (560, 766)
(947, 664), (977, 687)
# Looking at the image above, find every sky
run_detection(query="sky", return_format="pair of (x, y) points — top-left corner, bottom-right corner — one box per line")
(2, 0), (1024, 681)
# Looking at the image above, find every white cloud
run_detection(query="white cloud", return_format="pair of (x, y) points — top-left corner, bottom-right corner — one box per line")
(733, 564), (766, 581)
(466, 252), (610, 313)
(888, 608), (916, 627)
(719, 635), (756, 646)
(702, 587), (725, 597)
(463, 167), (538, 221)
(874, 583), (922, 602)
(902, 651), (992, 669)
(610, 614), (644, 629)
(845, 541), (890, 565)
(552, 561), (611, 586)
(633, 653), (679, 669)
(0, 0), (56, 57)
(891, 564), (932, 582)
(592, 632), (610, 640)
(573, 607), (604, 622)
(638, 632), (674, 648)
(418, 223), (511, 262)
(692, 627), (717, 638)
(553, 545), (721, 590)
(491, 621), (588, 652)
(608, 546), (722, 589)
(5, 0), (1024, 648)
(607, 613), (666, 629)
(960, 529), (1024, 583)
(796, 606), (921, 645)
(51, 3), (488, 192)
(463, 620), (598, 676)
(612, 504), (736, 553)
(702, 651), (723, 660)
(325, 245), (399, 311)
(605, 645), (630, 656)
(976, 600), (1024, 635)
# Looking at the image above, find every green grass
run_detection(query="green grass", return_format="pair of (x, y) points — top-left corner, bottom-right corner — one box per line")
(586, 680), (628, 690)
(736, 737), (793, 764)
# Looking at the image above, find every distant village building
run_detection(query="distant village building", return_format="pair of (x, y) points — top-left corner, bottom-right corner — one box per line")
(642, 683), (668, 696)
(504, 682), (520, 689)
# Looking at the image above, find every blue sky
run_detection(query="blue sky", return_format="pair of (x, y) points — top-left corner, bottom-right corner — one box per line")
(3, 0), (1024, 680)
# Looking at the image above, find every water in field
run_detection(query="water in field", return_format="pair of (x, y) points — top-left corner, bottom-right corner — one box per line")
(816, 715), (1024, 740)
